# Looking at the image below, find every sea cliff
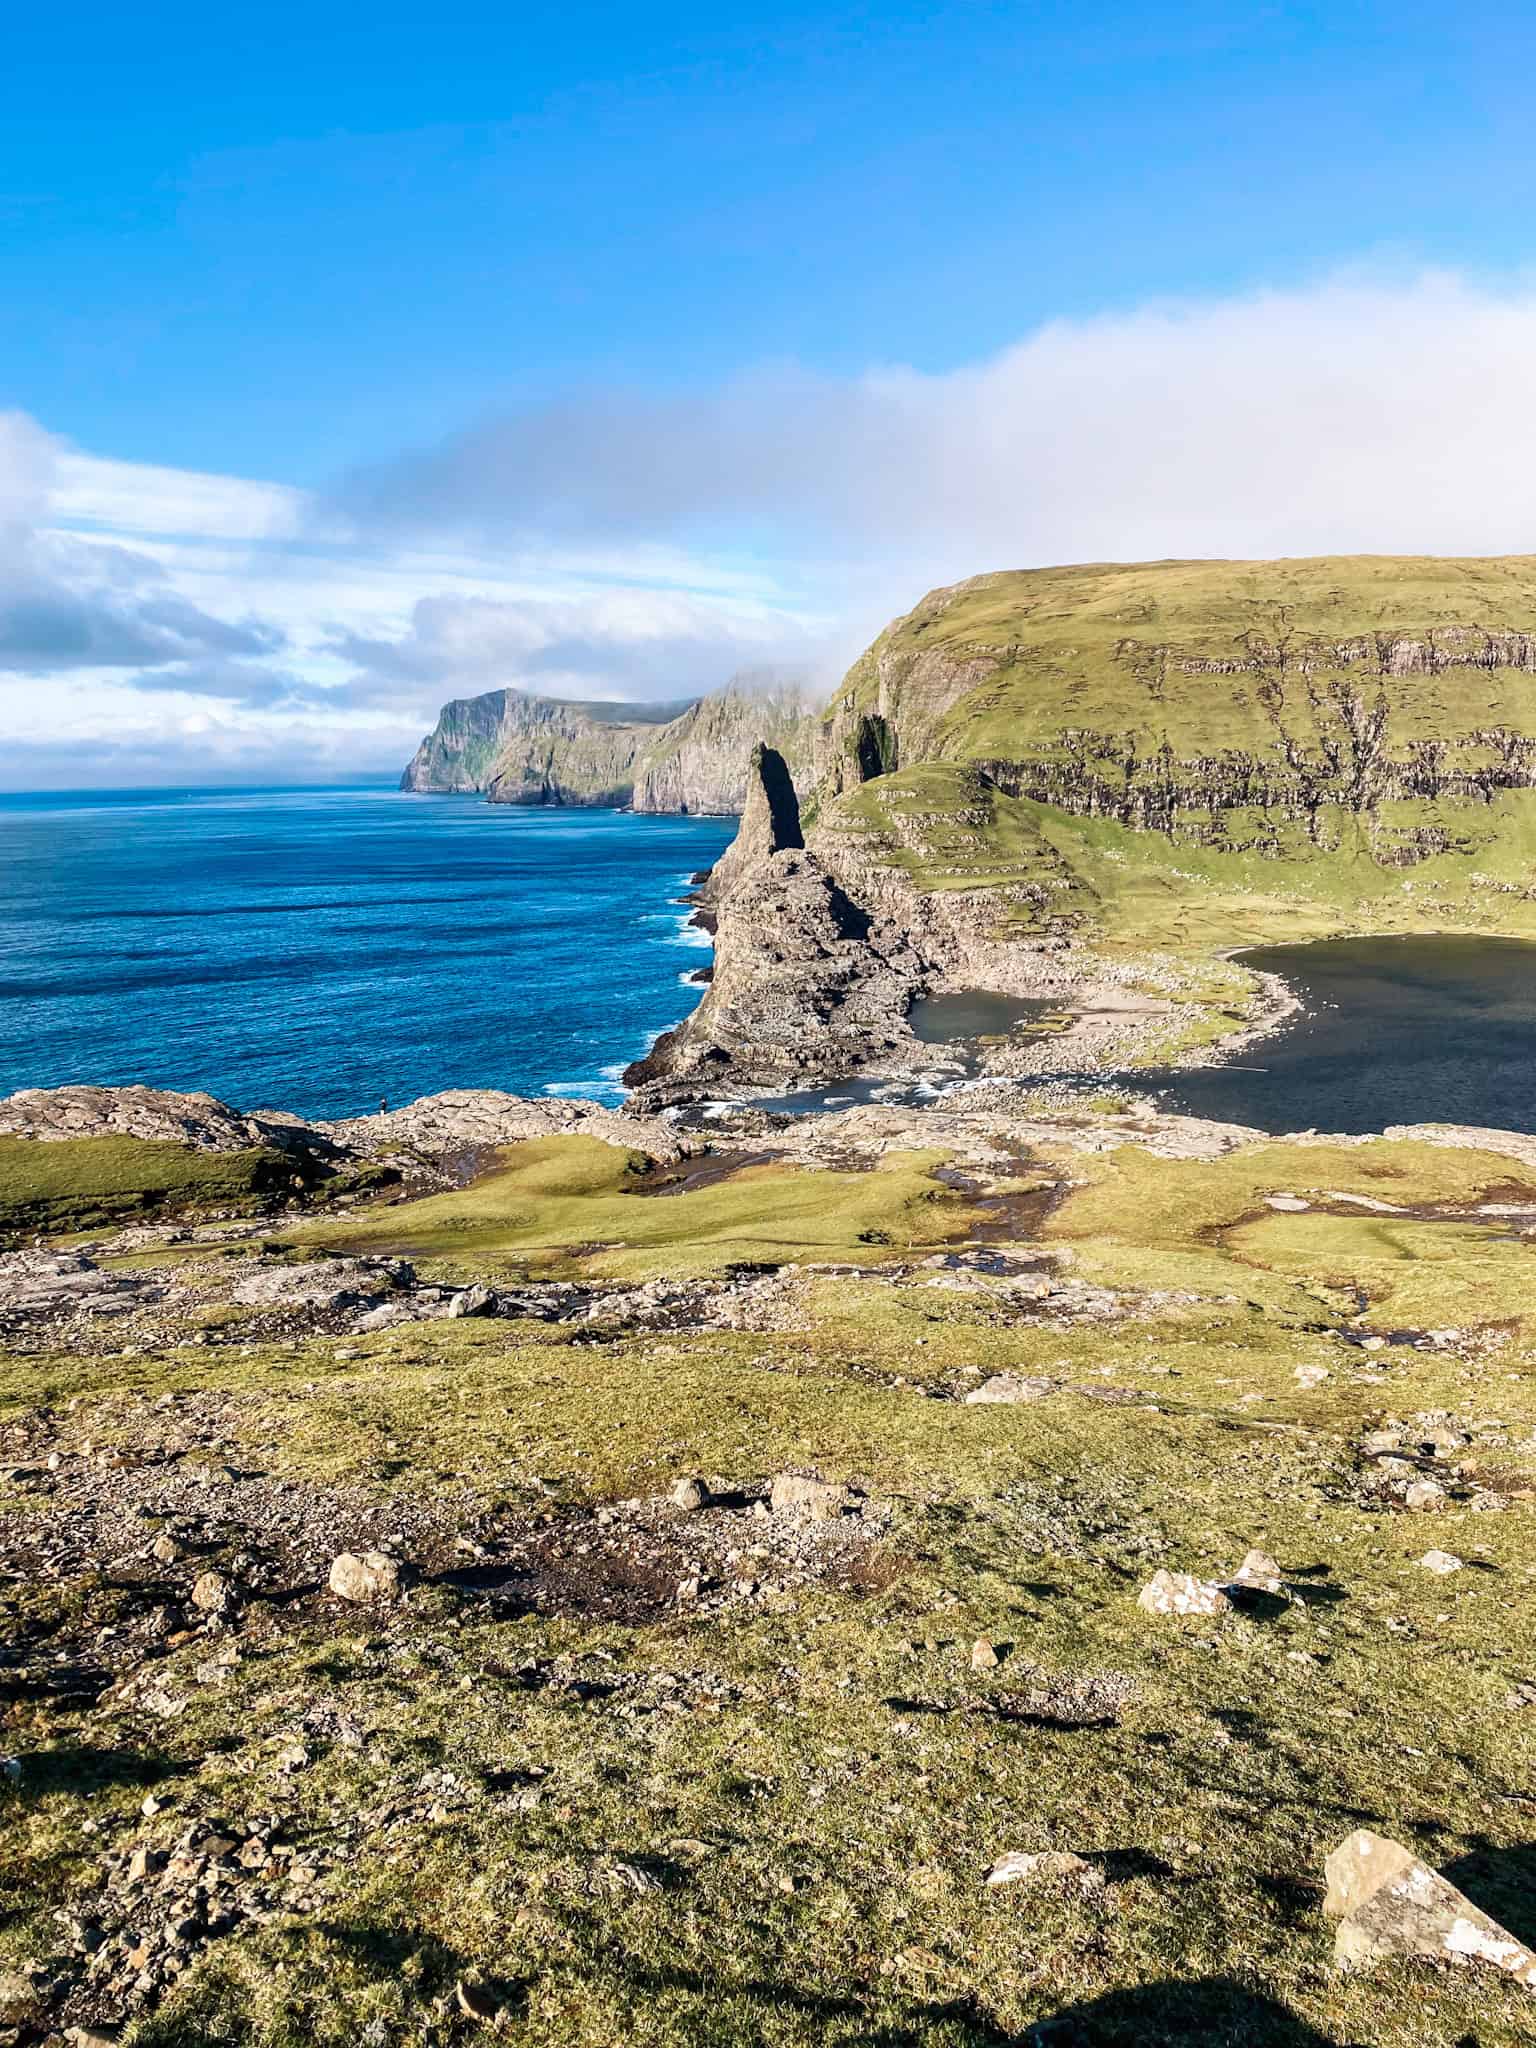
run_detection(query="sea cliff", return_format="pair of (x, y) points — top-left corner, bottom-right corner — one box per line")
(402, 677), (820, 812)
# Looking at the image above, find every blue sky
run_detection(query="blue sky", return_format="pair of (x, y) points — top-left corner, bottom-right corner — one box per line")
(4, 2), (1536, 783)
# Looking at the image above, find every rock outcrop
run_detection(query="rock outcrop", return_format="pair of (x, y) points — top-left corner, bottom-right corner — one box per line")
(0, 1085), (694, 1168)
(323, 1088), (694, 1164)
(0, 1085), (327, 1157)
(692, 741), (805, 909)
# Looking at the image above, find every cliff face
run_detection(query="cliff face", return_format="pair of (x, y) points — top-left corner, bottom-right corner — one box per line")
(820, 556), (1536, 850)
(399, 690), (522, 795)
(402, 679), (819, 812)
(400, 690), (692, 806)
(631, 681), (820, 814)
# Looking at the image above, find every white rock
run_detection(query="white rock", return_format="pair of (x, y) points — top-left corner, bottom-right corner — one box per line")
(1229, 1549), (1285, 1596)
(1325, 1829), (1536, 1990)
(190, 1570), (233, 1613)
(769, 1472), (850, 1521)
(1418, 1549), (1463, 1575)
(328, 1550), (403, 1602)
(1137, 1569), (1231, 1617)
(964, 1373), (1056, 1406)
(985, 1850), (1103, 1892)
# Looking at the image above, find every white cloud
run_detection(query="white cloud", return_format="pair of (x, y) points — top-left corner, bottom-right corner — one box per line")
(345, 267), (1536, 612)
(13, 266), (1536, 787)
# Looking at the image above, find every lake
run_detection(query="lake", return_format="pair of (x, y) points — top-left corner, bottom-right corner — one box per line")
(0, 786), (734, 1121)
(1155, 934), (1536, 1135)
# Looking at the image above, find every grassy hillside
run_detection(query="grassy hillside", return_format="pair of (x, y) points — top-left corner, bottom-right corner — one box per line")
(5, 1121), (1536, 2044)
(801, 561), (1536, 1041)
(825, 762), (1536, 961)
(823, 557), (1536, 846)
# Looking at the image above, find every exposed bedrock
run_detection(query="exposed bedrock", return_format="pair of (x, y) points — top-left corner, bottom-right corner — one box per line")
(0, 1084), (694, 1167)
(625, 750), (1093, 1104)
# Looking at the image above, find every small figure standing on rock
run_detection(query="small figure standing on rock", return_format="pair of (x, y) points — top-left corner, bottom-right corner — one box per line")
(380, 1097), (388, 1114)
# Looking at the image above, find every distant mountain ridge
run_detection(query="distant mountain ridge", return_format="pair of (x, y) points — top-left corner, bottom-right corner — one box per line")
(401, 676), (820, 813)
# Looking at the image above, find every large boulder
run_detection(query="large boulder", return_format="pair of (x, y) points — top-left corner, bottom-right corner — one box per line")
(328, 1552), (404, 1603)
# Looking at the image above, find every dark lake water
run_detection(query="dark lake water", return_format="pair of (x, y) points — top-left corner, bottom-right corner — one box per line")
(0, 786), (733, 1121)
(1154, 935), (1536, 1135)
(746, 940), (1536, 1134)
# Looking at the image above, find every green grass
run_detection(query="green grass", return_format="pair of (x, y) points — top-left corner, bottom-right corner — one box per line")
(0, 1135), (295, 1241)
(6, 1125), (1536, 2042)
(832, 554), (1536, 764)
(300, 1135), (980, 1281)
(1038, 1135), (1536, 1324)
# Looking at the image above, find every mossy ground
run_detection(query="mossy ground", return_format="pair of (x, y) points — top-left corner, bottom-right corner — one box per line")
(0, 1138), (298, 1243)
(301, 1136), (974, 1283)
(4, 1129), (1536, 2044)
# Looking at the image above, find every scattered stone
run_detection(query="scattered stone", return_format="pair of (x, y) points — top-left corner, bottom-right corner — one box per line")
(151, 1533), (181, 1564)
(126, 1846), (164, 1883)
(1293, 1364), (1330, 1388)
(985, 1850), (1103, 1893)
(189, 1570), (233, 1613)
(1137, 1570), (1231, 1617)
(669, 1475), (709, 1512)
(970, 1637), (1001, 1671)
(0, 1971), (41, 2026)
(1403, 1479), (1446, 1510)
(1228, 1549), (1285, 1596)
(964, 1373), (1056, 1406)
(1418, 1549), (1463, 1576)
(1324, 1829), (1536, 1990)
(769, 1472), (850, 1521)
(328, 1550), (403, 1603)
(447, 1285), (497, 1319)
(233, 1257), (412, 1313)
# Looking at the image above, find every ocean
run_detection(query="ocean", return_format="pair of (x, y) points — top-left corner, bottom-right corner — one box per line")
(0, 785), (734, 1121)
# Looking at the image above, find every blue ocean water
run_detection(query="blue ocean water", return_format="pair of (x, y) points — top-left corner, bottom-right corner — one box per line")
(0, 785), (733, 1121)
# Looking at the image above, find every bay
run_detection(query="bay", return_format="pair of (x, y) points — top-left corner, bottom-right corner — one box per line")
(0, 785), (731, 1121)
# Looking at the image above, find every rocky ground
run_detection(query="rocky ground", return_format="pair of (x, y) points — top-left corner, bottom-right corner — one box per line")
(3, 1084), (1536, 2046)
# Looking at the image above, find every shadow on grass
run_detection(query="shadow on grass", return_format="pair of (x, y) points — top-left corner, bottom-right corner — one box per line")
(1023, 1976), (1346, 2045)
(1442, 1839), (1536, 1950)
(5, 1743), (186, 1799)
